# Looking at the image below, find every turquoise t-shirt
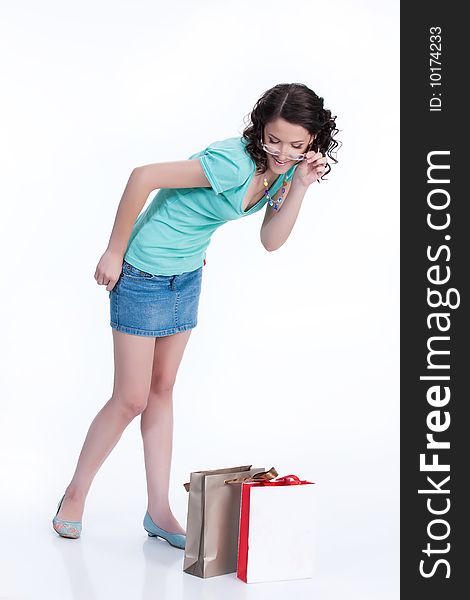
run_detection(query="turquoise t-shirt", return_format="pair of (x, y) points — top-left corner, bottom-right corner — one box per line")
(123, 136), (299, 275)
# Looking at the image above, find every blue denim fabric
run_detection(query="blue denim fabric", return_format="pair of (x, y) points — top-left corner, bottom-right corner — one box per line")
(109, 260), (202, 337)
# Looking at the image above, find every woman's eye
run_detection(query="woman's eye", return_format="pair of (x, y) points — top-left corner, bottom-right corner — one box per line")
(269, 139), (302, 150)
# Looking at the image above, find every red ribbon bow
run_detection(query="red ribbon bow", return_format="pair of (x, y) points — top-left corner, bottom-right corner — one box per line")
(257, 474), (310, 486)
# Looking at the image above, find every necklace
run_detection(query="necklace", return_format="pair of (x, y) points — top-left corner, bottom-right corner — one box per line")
(264, 175), (289, 211)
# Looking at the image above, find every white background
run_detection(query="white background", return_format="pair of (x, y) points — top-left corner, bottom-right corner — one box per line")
(0, 1), (399, 598)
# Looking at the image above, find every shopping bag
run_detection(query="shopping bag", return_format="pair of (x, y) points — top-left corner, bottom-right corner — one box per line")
(182, 465), (271, 578)
(236, 474), (316, 583)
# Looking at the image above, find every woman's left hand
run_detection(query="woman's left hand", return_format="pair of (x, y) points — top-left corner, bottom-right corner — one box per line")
(292, 150), (328, 187)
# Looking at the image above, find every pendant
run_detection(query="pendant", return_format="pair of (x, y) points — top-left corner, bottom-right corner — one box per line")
(265, 176), (289, 210)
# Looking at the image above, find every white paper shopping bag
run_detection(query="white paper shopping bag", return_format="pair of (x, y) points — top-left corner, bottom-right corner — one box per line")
(237, 474), (315, 583)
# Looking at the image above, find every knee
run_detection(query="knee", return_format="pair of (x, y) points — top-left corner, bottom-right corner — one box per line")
(149, 374), (176, 396)
(112, 392), (148, 417)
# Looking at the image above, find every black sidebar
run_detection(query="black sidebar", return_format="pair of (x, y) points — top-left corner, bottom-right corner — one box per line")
(401, 2), (469, 598)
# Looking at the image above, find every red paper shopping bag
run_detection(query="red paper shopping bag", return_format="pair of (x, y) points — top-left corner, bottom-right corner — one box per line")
(237, 474), (316, 584)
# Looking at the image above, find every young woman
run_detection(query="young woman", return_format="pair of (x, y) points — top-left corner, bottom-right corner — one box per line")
(52, 82), (340, 549)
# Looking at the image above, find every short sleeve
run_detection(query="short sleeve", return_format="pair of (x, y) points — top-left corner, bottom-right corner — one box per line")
(190, 139), (252, 195)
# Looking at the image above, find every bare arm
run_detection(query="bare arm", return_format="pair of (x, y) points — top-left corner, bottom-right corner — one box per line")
(259, 179), (309, 251)
(106, 159), (211, 256)
(105, 168), (147, 257)
(260, 150), (327, 251)
(96, 159), (210, 290)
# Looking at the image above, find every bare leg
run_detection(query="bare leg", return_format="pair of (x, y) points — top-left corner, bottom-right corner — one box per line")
(140, 329), (193, 534)
(56, 329), (156, 521)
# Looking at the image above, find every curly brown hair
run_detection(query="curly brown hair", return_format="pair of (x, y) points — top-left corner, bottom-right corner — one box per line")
(241, 83), (341, 180)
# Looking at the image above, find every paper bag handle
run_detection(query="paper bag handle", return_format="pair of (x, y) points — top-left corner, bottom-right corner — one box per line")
(224, 466), (279, 485)
(183, 465), (262, 492)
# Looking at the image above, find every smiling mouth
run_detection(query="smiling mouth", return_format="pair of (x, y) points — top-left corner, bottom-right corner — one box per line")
(273, 156), (289, 165)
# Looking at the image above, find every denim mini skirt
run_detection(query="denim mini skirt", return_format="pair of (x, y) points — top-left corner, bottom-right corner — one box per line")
(109, 260), (203, 337)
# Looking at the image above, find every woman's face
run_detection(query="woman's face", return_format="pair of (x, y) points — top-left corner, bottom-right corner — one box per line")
(263, 117), (314, 173)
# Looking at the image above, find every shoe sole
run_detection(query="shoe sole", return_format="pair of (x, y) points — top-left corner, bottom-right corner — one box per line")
(53, 527), (81, 539)
(146, 530), (185, 549)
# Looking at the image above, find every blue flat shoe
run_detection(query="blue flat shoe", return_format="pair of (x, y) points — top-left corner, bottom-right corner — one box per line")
(143, 511), (186, 549)
(52, 494), (82, 539)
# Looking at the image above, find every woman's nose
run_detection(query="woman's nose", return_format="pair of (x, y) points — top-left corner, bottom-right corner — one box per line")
(277, 148), (290, 159)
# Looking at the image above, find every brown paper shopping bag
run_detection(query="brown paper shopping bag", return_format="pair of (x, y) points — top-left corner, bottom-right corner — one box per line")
(182, 465), (276, 578)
